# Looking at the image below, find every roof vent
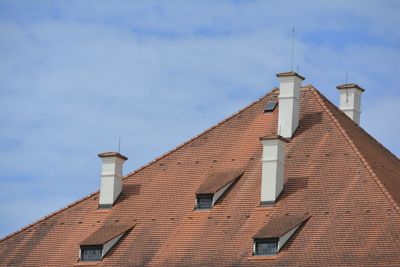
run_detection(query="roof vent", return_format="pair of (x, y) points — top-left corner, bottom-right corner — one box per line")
(336, 83), (365, 125)
(98, 152), (128, 209)
(276, 72), (305, 138)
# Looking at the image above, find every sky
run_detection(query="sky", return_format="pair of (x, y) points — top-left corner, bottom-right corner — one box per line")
(1, 0), (399, 238)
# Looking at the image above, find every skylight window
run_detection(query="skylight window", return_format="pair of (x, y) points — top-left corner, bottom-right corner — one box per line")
(264, 101), (278, 112)
(79, 223), (135, 261)
(195, 170), (244, 210)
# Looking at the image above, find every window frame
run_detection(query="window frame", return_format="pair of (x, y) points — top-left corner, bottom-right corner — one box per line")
(196, 194), (213, 209)
(80, 245), (103, 261)
(254, 238), (279, 256)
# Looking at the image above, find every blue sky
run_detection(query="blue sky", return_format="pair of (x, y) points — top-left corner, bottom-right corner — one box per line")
(1, 0), (399, 238)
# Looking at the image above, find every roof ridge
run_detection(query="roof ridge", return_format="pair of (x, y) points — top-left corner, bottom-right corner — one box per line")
(124, 88), (277, 178)
(0, 87), (277, 243)
(310, 87), (400, 214)
(0, 191), (98, 242)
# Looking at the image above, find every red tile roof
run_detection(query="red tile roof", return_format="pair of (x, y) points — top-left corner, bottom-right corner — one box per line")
(0, 86), (399, 266)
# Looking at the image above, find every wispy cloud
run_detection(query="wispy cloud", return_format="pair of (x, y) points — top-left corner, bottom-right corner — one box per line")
(0, 0), (399, 237)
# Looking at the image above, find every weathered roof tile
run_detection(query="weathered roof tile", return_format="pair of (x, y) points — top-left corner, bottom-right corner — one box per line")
(80, 223), (135, 246)
(253, 214), (310, 239)
(196, 170), (244, 194)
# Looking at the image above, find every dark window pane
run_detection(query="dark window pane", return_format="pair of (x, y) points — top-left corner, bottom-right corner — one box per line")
(197, 196), (213, 209)
(256, 240), (278, 255)
(81, 245), (103, 261)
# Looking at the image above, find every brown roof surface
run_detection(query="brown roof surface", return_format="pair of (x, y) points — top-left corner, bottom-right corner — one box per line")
(253, 214), (310, 239)
(80, 223), (135, 246)
(196, 170), (244, 194)
(1, 85), (400, 266)
(316, 91), (400, 210)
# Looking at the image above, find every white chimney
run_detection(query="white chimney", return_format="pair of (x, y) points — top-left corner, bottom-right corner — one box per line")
(337, 83), (365, 125)
(98, 152), (128, 208)
(277, 72), (305, 139)
(260, 135), (288, 206)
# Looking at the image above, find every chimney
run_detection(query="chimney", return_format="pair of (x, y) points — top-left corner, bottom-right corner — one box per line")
(277, 72), (305, 138)
(98, 152), (128, 208)
(336, 83), (365, 125)
(260, 135), (288, 206)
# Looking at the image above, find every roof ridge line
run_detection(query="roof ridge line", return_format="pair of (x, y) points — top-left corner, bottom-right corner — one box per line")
(124, 88), (277, 178)
(0, 191), (98, 243)
(310, 87), (400, 214)
(0, 88), (276, 243)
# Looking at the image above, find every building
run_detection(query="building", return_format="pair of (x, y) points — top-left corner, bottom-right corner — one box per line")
(1, 72), (399, 266)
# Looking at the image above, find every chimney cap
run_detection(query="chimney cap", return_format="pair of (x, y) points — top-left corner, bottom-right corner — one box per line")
(276, 71), (305, 81)
(260, 134), (289, 143)
(98, 152), (128, 160)
(336, 83), (365, 92)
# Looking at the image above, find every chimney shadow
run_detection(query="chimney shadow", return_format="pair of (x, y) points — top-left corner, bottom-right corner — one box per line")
(123, 184), (141, 195)
(118, 184), (141, 205)
(295, 112), (323, 136)
(279, 176), (309, 202)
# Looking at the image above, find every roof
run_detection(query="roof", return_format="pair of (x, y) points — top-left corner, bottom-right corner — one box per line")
(1, 85), (400, 266)
(253, 214), (310, 239)
(196, 170), (244, 194)
(80, 223), (135, 246)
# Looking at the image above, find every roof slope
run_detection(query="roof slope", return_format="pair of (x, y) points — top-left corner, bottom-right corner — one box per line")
(196, 169), (244, 194)
(315, 90), (400, 210)
(80, 223), (135, 246)
(253, 214), (310, 239)
(0, 87), (399, 266)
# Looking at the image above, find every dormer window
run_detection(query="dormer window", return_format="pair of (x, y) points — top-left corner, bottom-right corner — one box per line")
(81, 245), (102, 261)
(254, 238), (278, 255)
(195, 170), (244, 210)
(196, 194), (213, 209)
(253, 214), (310, 256)
(79, 223), (135, 261)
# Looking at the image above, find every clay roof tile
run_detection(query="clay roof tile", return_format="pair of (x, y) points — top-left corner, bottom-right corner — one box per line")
(196, 170), (244, 194)
(80, 223), (135, 246)
(253, 214), (311, 239)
